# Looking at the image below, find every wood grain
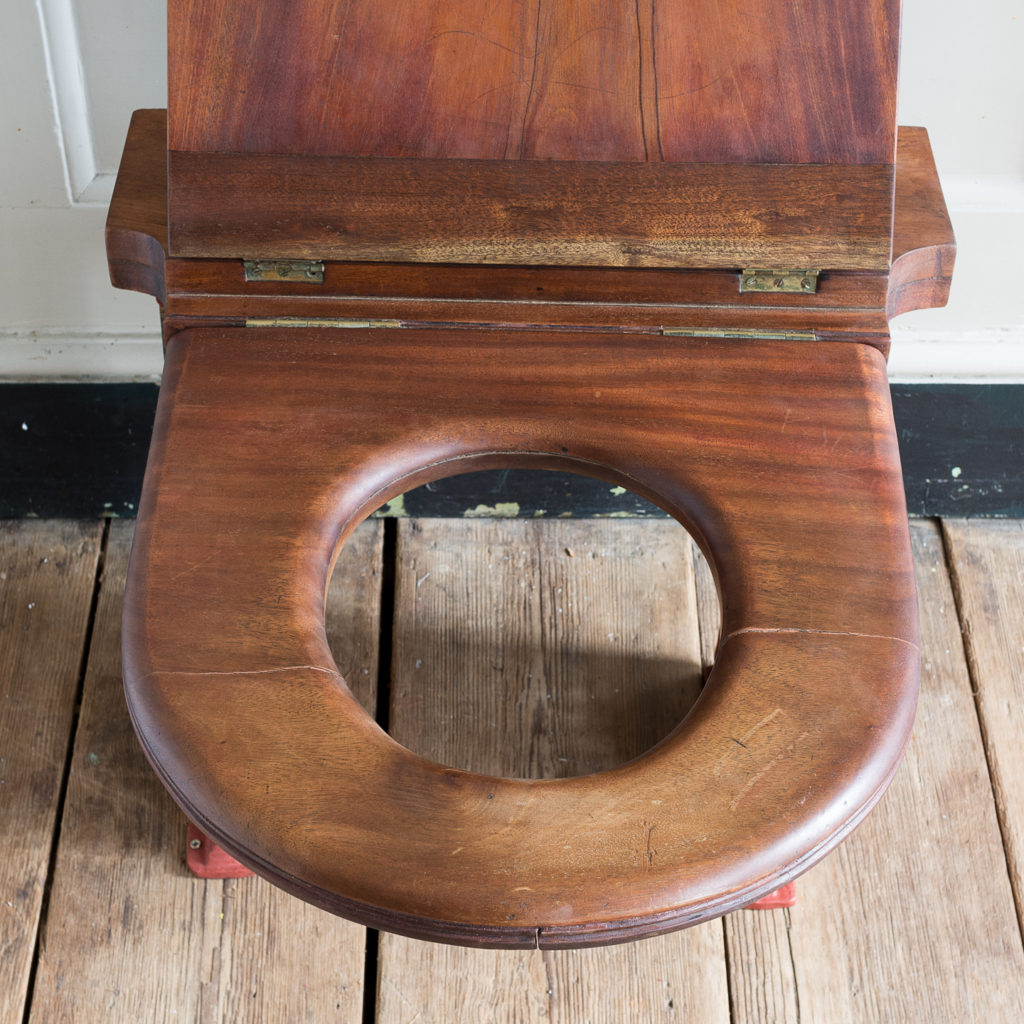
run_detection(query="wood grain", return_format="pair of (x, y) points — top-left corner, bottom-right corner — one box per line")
(723, 908), (800, 1022)
(8, 518), (1024, 1013)
(719, 522), (1024, 1022)
(162, 258), (891, 319)
(28, 520), (382, 1023)
(121, 327), (918, 945)
(388, 519), (704, 780)
(377, 518), (728, 1022)
(167, 151), (895, 269)
(692, 540), (801, 1022)
(168, 0), (897, 165)
(107, 113), (952, 329)
(105, 109), (167, 302)
(888, 127), (956, 319)
(106, 0), (954, 950)
(161, 300), (891, 353)
(378, 925), (729, 1024)
(691, 541), (720, 671)
(0, 521), (102, 1024)
(943, 520), (1024, 935)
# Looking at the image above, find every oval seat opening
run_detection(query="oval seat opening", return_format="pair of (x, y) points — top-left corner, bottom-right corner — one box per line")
(327, 469), (723, 781)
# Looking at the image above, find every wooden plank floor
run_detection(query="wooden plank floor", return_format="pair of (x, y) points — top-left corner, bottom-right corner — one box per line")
(3, 516), (1024, 1022)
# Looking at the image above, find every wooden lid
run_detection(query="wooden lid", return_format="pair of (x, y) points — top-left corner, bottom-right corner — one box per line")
(168, 0), (898, 164)
(165, 0), (900, 267)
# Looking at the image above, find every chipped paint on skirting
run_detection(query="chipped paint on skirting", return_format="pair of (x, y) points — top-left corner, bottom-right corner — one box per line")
(463, 502), (521, 518)
(372, 494), (408, 518)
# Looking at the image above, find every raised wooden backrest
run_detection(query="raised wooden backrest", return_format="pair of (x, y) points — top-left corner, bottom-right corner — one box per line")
(168, 0), (898, 164)
(165, 0), (901, 267)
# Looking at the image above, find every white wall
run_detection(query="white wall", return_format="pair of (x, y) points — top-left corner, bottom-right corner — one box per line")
(1, 0), (1021, 382)
(890, 0), (1024, 380)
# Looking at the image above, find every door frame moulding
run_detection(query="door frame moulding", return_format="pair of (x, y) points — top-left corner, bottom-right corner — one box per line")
(34, 0), (113, 205)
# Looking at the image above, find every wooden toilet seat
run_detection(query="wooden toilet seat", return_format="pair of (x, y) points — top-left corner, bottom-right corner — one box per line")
(123, 325), (919, 947)
(109, 0), (955, 950)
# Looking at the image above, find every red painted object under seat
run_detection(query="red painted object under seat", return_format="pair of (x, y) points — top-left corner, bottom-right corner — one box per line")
(745, 882), (798, 909)
(186, 822), (253, 878)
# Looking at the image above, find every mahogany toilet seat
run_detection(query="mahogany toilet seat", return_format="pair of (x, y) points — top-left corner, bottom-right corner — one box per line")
(122, 326), (919, 948)
(109, 0), (954, 950)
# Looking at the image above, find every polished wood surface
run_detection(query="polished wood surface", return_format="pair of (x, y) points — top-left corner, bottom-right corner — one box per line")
(161, 260), (892, 340)
(105, 110), (167, 303)
(167, 151), (894, 267)
(123, 328), (918, 946)
(107, 112), (954, 335)
(166, 0), (900, 263)
(721, 523), (1024, 1024)
(888, 127), (957, 318)
(108, 0), (956, 952)
(168, 0), (897, 165)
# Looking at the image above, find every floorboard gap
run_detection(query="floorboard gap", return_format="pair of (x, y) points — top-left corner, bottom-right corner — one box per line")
(359, 519), (393, 1024)
(784, 908), (802, 1024)
(20, 519), (111, 1024)
(361, 928), (380, 1024)
(721, 917), (737, 1023)
(939, 519), (1024, 952)
(375, 517), (398, 736)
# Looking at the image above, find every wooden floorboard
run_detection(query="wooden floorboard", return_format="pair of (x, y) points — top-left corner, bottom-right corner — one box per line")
(26, 520), (383, 1024)
(719, 521), (1024, 1022)
(377, 519), (729, 1024)
(943, 519), (1024, 938)
(0, 521), (103, 1024)
(4, 516), (1024, 1021)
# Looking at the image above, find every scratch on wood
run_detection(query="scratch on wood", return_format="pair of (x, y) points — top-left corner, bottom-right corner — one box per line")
(721, 625), (920, 652)
(739, 707), (784, 746)
(141, 665), (339, 682)
(729, 730), (811, 811)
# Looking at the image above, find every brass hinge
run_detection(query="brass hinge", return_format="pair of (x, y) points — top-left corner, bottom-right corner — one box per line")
(243, 259), (325, 284)
(739, 269), (819, 294)
(245, 317), (402, 328)
(662, 327), (816, 341)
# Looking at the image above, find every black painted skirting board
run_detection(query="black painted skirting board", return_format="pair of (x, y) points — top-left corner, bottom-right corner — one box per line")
(2, 383), (1021, 519)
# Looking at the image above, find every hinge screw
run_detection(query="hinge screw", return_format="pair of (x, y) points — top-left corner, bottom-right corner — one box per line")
(189, 838), (202, 849)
